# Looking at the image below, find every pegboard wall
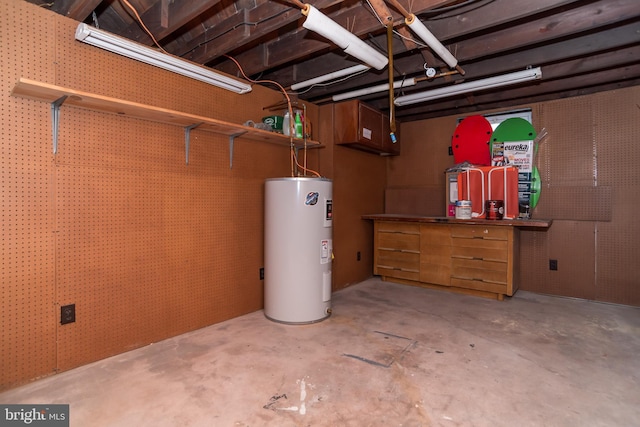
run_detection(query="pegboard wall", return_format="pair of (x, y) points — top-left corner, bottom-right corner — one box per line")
(387, 88), (640, 307)
(1, 0), (320, 390)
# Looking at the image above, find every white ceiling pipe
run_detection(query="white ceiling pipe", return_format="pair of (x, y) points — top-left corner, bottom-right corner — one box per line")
(302, 5), (388, 70)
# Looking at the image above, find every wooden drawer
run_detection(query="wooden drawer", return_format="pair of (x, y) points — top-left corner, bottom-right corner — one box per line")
(451, 277), (509, 295)
(377, 221), (420, 234)
(377, 248), (420, 271)
(450, 225), (509, 241)
(376, 248), (420, 281)
(377, 266), (420, 281)
(378, 232), (420, 252)
(451, 257), (508, 284)
(451, 238), (508, 262)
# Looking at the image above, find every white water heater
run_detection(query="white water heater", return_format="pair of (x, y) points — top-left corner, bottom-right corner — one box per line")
(264, 177), (333, 323)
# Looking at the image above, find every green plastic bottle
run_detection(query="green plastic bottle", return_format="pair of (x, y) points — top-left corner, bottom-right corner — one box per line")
(294, 112), (303, 138)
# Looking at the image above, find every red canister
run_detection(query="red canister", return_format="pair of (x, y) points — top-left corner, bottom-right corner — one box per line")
(485, 200), (504, 220)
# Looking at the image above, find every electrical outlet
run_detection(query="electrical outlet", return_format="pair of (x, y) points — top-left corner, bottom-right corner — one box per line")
(61, 304), (75, 325)
(357, 251), (361, 261)
(549, 259), (558, 271)
(259, 267), (264, 280)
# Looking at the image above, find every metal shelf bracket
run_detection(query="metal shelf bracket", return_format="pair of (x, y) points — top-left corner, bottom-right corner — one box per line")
(51, 95), (67, 154)
(184, 123), (203, 165)
(229, 131), (247, 169)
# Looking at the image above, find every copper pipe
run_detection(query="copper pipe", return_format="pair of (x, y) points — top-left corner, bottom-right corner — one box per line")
(291, 0), (308, 12)
(387, 24), (397, 136)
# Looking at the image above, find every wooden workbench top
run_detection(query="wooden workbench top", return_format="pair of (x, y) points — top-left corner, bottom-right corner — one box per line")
(362, 214), (552, 229)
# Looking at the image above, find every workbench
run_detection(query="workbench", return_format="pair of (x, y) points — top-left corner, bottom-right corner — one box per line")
(363, 215), (552, 300)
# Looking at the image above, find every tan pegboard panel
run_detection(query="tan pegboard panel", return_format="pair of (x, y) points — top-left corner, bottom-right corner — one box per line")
(55, 106), (188, 174)
(54, 161), (269, 369)
(389, 116), (457, 187)
(537, 97), (595, 187)
(596, 190), (640, 305)
(2, 0), (315, 388)
(0, 1), (57, 90)
(517, 229), (550, 293)
(537, 221), (597, 299)
(0, 0), (58, 390)
(589, 87), (640, 305)
(592, 86), (640, 187)
(533, 186), (611, 221)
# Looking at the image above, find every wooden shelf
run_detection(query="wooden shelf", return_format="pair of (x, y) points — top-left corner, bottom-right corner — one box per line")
(11, 78), (320, 162)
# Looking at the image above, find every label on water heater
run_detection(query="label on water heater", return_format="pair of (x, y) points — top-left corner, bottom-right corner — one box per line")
(321, 240), (329, 264)
(324, 199), (333, 228)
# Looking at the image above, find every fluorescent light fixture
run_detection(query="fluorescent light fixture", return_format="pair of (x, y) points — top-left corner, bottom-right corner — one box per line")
(291, 64), (371, 91)
(75, 23), (252, 94)
(332, 77), (417, 102)
(302, 5), (388, 70)
(394, 67), (542, 107)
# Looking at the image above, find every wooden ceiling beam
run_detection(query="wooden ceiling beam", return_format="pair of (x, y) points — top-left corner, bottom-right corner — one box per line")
(47, 0), (103, 21)
(400, 77), (640, 121)
(392, 61), (640, 119)
(308, 18), (640, 102)
(118, 0), (223, 43)
(448, 0), (640, 63)
(251, 0), (592, 85)
(207, 0), (454, 75)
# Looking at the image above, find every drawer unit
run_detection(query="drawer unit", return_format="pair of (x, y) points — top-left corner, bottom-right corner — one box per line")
(450, 225), (516, 296)
(374, 222), (420, 281)
(366, 216), (546, 300)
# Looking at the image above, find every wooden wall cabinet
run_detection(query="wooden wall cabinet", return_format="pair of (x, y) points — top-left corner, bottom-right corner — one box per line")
(334, 100), (399, 155)
(373, 220), (524, 300)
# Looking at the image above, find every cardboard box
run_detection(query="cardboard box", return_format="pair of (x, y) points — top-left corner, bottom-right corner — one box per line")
(492, 140), (534, 208)
(445, 171), (459, 217)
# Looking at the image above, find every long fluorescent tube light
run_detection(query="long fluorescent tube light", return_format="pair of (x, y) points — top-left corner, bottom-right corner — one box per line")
(332, 77), (417, 102)
(291, 64), (371, 91)
(302, 5), (388, 70)
(394, 67), (542, 107)
(75, 23), (252, 94)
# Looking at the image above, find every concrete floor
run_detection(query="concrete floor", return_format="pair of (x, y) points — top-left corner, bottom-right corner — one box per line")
(2, 277), (639, 426)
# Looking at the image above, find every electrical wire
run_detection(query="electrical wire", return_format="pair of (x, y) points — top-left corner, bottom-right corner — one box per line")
(290, 67), (371, 95)
(224, 55), (320, 177)
(119, 0), (320, 178)
(182, 7), (295, 58)
(120, 0), (168, 54)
